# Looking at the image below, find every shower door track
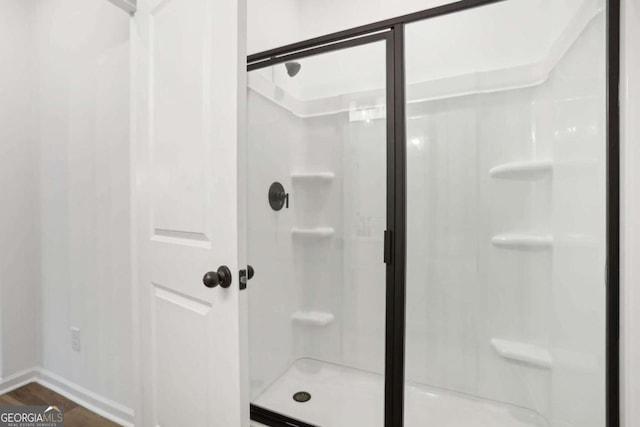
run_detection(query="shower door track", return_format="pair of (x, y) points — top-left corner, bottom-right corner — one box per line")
(246, 1), (621, 426)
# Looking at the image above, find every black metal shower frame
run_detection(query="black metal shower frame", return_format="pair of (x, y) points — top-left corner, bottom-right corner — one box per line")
(246, 0), (621, 426)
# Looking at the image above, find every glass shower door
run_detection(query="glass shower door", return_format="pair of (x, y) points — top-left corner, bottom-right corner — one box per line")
(403, 1), (607, 426)
(247, 37), (389, 426)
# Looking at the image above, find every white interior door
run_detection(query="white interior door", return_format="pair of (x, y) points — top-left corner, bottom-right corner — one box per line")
(132, 0), (248, 426)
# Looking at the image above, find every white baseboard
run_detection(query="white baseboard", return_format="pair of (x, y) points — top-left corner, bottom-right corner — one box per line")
(0, 367), (39, 395)
(0, 367), (134, 427)
(37, 369), (134, 427)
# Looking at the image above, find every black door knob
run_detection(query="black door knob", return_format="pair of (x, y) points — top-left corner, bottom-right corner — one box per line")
(247, 265), (255, 280)
(203, 266), (232, 289)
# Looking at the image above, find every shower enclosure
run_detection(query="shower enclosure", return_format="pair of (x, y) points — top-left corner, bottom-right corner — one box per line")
(246, 0), (619, 426)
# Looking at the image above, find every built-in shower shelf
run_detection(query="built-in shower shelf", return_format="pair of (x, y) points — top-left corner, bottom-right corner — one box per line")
(491, 338), (552, 369)
(291, 227), (335, 238)
(489, 160), (553, 180)
(291, 311), (335, 326)
(291, 172), (335, 182)
(491, 233), (553, 250)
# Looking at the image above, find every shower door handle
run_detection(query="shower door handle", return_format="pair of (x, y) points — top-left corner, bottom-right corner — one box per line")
(203, 266), (232, 289)
(384, 230), (392, 264)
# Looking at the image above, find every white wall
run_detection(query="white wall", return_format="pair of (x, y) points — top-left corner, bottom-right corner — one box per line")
(0, 0), (133, 418)
(247, 0), (460, 55)
(35, 0), (133, 410)
(247, 0), (300, 55)
(622, 0), (640, 425)
(0, 0), (40, 380)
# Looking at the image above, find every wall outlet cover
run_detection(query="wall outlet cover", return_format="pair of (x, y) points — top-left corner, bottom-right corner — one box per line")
(71, 327), (81, 352)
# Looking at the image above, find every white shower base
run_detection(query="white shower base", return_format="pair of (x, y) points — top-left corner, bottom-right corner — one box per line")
(253, 358), (547, 427)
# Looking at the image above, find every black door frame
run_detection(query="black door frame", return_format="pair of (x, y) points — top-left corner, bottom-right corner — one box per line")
(246, 1), (621, 426)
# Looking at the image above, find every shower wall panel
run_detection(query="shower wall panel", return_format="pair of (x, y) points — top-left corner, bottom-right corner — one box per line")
(404, 7), (606, 426)
(248, 92), (388, 394)
(247, 90), (301, 399)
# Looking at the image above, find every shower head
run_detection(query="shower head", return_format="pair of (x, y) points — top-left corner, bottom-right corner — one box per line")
(285, 61), (301, 77)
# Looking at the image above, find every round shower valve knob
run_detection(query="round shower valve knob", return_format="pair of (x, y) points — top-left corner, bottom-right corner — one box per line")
(203, 266), (232, 289)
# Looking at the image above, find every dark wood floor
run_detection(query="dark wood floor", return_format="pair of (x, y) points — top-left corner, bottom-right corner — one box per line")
(0, 382), (121, 427)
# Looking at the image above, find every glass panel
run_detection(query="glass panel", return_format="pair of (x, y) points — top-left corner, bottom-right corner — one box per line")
(404, 1), (606, 426)
(247, 40), (387, 426)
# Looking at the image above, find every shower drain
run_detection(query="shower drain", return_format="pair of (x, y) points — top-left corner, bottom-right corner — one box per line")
(292, 391), (311, 403)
